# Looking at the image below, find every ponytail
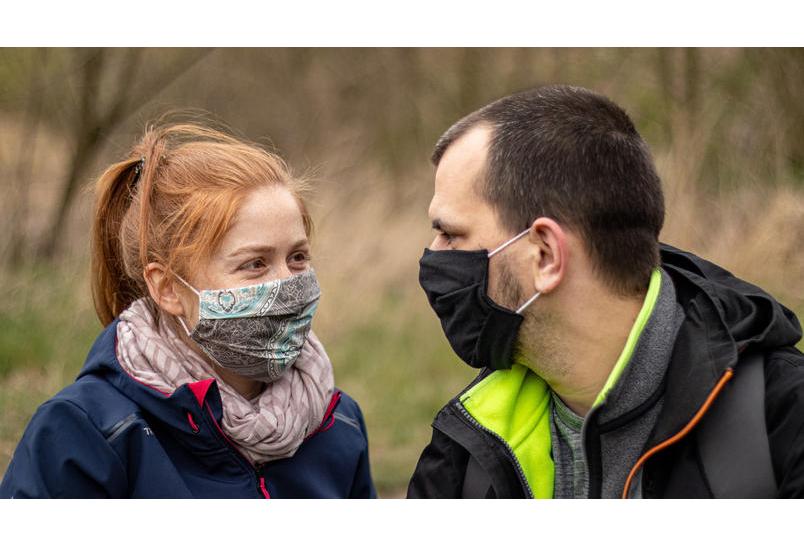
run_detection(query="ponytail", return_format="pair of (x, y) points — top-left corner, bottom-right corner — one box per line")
(90, 157), (145, 326)
(136, 130), (166, 281)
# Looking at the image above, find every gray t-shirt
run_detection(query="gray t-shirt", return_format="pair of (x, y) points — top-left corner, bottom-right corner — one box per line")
(549, 391), (588, 498)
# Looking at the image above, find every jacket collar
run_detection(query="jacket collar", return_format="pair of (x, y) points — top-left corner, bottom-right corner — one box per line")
(77, 318), (341, 469)
(646, 265), (738, 446)
(77, 319), (234, 450)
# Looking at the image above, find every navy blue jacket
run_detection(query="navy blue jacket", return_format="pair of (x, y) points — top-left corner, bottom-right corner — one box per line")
(0, 319), (376, 498)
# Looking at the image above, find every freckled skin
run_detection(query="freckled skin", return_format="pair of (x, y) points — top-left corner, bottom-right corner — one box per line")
(168, 184), (311, 399)
(180, 185), (311, 329)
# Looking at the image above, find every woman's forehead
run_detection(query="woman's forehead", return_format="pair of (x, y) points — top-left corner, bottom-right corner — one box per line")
(220, 185), (307, 253)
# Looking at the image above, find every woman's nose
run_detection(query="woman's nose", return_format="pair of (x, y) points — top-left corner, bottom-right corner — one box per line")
(275, 262), (294, 280)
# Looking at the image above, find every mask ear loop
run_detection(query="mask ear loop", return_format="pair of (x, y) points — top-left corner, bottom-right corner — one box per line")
(516, 291), (541, 314)
(176, 316), (194, 337)
(173, 273), (201, 337)
(488, 228), (531, 258)
(486, 228), (541, 314)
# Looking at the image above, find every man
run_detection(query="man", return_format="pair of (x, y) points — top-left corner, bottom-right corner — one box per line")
(407, 85), (804, 498)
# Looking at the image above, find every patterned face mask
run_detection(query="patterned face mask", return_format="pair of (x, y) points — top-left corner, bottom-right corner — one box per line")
(175, 269), (321, 383)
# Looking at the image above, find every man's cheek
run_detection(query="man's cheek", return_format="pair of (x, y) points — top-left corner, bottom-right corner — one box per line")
(489, 262), (523, 310)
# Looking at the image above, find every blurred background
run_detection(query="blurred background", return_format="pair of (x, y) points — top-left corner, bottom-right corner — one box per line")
(0, 48), (802, 498)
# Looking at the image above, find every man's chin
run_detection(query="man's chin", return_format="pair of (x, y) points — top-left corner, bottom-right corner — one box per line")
(512, 338), (569, 387)
(511, 348), (542, 377)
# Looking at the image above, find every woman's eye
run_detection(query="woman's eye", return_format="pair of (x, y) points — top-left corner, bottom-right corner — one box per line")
(241, 258), (266, 270)
(289, 252), (311, 265)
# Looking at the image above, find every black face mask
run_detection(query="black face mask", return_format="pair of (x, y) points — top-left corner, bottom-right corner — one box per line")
(418, 230), (540, 371)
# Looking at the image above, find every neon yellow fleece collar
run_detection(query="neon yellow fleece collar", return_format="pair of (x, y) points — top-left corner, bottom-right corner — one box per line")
(458, 269), (662, 498)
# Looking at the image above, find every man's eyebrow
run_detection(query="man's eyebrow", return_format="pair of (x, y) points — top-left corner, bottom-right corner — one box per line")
(432, 218), (458, 232)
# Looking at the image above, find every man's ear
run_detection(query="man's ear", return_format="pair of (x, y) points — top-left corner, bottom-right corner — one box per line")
(143, 262), (186, 317)
(528, 217), (567, 295)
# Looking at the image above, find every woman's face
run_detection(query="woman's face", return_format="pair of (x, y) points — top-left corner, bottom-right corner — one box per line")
(178, 184), (311, 330)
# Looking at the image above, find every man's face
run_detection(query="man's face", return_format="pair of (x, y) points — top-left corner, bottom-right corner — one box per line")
(427, 125), (528, 310)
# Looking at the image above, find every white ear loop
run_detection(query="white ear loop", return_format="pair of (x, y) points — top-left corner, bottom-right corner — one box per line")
(516, 291), (541, 315)
(486, 228), (541, 315)
(174, 273), (201, 296)
(177, 316), (194, 337)
(487, 228), (531, 258)
(173, 273), (200, 336)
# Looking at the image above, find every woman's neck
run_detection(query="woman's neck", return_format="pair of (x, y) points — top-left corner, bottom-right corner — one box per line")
(212, 364), (265, 400)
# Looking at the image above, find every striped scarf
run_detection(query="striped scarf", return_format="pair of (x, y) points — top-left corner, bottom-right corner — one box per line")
(115, 298), (335, 464)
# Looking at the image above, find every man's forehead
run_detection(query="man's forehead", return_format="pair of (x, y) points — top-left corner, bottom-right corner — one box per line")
(431, 125), (492, 220)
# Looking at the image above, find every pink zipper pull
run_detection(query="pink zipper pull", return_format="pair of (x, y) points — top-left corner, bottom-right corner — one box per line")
(259, 477), (271, 499)
(187, 412), (199, 433)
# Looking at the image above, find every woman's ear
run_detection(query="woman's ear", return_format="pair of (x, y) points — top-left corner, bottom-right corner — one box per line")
(143, 262), (186, 317)
(528, 217), (567, 295)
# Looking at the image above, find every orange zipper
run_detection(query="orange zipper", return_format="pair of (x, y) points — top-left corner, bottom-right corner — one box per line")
(621, 368), (735, 498)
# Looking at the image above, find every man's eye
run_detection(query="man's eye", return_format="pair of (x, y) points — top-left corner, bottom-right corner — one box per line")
(438, 231), (454, 243)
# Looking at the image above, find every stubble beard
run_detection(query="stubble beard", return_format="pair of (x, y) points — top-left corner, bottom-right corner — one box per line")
(496, 255), (571, 384)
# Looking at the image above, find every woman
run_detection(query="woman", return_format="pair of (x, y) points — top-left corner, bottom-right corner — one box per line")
(0, 122), (375, 498)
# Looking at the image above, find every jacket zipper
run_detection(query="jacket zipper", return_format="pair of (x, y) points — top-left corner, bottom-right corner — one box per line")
(581, 406), (604, 498)
(620, 368), (735, 498)
(453, 401), (535, 499)
(203, 402), (270, 499)
(200, 391), (342, 499)
(258, 476), (271, 499)
(113, 346), (270, 498)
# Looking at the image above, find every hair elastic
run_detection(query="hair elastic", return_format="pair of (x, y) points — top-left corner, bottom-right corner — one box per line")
(131, 156), (145, 186)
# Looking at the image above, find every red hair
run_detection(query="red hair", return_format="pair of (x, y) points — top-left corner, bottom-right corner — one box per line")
(91, 122), (312, 326)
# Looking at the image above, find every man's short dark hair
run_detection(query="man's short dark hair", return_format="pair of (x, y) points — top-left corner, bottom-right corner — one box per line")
(432, 85), (665, 296)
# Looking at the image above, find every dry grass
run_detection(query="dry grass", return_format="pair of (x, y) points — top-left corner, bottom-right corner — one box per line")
(1, 116), (802, 497)
(1, 48), (802, 497)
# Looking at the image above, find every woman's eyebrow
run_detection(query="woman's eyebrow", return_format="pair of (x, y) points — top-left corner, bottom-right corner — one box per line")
(227, 238), (309, 259)
(227, 244), (276, 258)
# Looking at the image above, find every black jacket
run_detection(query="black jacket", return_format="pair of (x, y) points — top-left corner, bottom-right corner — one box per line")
(407, 245), (804, 498)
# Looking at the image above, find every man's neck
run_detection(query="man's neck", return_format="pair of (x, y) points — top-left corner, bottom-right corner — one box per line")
(520, 283), (647, 417)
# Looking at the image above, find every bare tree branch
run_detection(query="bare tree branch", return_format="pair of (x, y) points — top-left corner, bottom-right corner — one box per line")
(38, 48), (214, 260)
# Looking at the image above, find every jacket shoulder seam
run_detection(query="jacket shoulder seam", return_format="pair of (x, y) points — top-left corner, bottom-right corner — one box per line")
(333, 412), (362, 433)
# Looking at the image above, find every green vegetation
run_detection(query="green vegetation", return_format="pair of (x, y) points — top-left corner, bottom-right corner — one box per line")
(0, 265), (98, 468)
(0, 265), (98, 378)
